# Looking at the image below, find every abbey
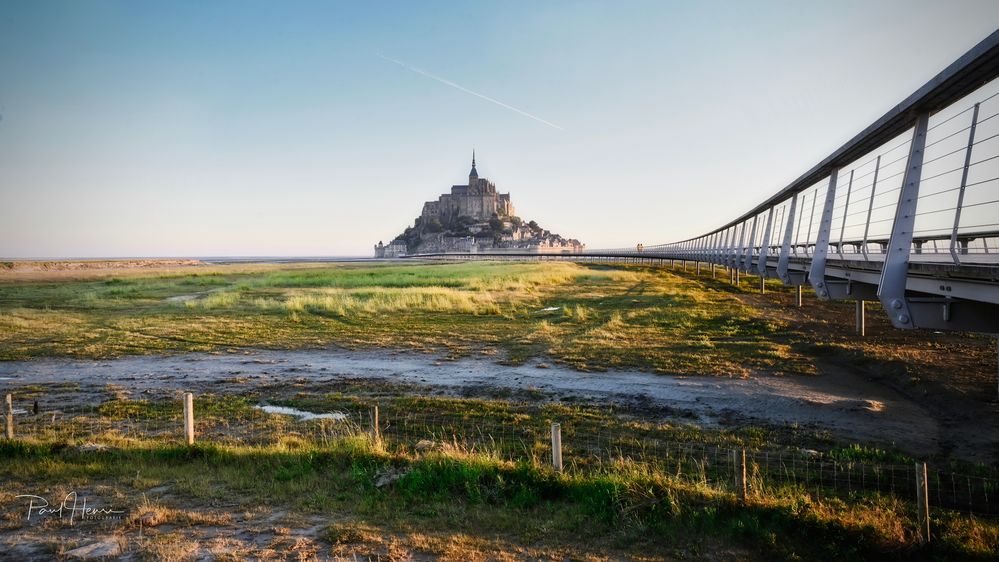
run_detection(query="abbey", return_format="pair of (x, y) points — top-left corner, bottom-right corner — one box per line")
(375, 153), (583, 258)
(420, 153), (515, 224)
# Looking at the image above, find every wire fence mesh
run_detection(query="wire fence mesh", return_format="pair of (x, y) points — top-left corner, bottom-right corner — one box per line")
(4, 394), (998, 521)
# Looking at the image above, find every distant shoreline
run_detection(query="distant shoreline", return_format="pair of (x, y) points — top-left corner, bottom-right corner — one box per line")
(0, 257), (395, 280)
(0, 256), (380, 268)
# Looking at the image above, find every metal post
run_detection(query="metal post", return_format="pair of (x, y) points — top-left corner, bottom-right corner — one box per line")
(758, 207), (775, 276)
(777, 193), (798, 284)
(856, 300), (866, 336)
(949, 103), (980, 265)
(742, 215), (759, 272)
(183, 392), (194, 445)
(4, 394), (12, 440)
(760, 276), (765, 295)
(711, 263), (716, 279)
(796, 285), (803, 308)
(719, 228), (730, 269)
(837, 170), (855, 259)
(551, 423), (563, 473)
(862, 156), (881, 262)
(805, 185), (818, 257)
(809, 171), (840, 300)
(735, 268), (740, 286)
(735, 221), (748, 271)
(878, 112), (930, 329)
(915, 462), (930, 543)
(794, 192), (807, 257)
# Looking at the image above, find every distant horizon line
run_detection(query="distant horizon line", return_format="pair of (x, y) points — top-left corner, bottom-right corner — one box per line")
(0, 255), (377, 261)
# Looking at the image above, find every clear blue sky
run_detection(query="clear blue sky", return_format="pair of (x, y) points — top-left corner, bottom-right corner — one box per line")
(1, 1), (998, 257)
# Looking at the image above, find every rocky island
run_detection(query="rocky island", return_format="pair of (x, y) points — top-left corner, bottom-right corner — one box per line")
(375, 153), (583, 257)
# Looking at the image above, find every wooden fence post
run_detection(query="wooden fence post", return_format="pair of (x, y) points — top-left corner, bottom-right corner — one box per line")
(739, 448), (748, 502)
(915, 462), (931, 543)
(370, 405), (380, 445)
(4, 394), (13, 440)
(183, 392), (195, 445)
(551, 423), (563, 473)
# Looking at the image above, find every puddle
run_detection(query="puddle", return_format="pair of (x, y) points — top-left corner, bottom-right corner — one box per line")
(165, 294), (202, 304)
(255, 405), (347, 421)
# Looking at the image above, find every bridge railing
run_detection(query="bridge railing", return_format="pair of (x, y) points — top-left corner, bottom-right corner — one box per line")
(631, 86), (999, 266)
(588, 30), (999, 333)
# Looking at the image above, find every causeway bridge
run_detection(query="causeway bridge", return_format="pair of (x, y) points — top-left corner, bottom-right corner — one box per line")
(407, 30), (999, 336)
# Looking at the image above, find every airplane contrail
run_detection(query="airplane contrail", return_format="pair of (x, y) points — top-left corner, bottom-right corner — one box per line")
(378, 54), (564, 131)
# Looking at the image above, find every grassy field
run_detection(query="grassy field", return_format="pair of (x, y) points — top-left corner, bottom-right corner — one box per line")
(3, 437), (995, 561)
(0, 260), (807, 376)
(2, 260), (998, 560)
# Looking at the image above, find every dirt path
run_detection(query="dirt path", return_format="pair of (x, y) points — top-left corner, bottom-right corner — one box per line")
(0, 347), (965, 461)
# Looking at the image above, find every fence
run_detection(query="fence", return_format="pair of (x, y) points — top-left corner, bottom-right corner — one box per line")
(4, 391), (998, 539)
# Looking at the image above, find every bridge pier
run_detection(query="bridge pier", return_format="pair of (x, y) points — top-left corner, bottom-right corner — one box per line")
(734, 269), (740, 286)
(856, 300), (866, 336)
(711, 263), (716, 279)
(696, 261), (701, 275)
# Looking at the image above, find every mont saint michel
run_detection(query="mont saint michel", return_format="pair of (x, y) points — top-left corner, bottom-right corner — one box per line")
(375, 153), (584, 257)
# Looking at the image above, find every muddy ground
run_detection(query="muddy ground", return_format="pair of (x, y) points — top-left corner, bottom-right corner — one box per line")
(0, 346), (993, 463)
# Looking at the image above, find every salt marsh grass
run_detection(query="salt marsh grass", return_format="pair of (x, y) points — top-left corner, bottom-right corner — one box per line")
(280, 287), (503, 316)
(0, 260), (806, 373)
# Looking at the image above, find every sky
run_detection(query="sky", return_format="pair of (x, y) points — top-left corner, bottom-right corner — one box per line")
(1, 1), (998, 258)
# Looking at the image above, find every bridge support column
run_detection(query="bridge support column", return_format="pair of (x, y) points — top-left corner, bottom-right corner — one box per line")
(796, 285), (803, 308)
(734, 269), (740, 286)
(711, 263), (716, 279)
(759, 276), (765, 295)
(878, 112), (928, 329)
(696, 262), (701, 275)
(856, 300), (866, 336)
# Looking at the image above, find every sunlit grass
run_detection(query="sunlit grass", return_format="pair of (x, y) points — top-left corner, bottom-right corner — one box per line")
(1, 431), (995, 560)
(0, 260), (808, 374)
